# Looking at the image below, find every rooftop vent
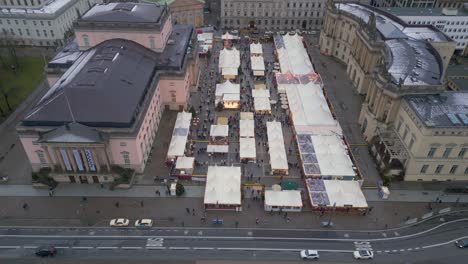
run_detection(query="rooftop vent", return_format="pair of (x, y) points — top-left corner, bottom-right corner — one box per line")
(167, 39), (175, 45)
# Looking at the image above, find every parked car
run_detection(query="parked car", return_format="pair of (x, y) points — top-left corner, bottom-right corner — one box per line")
(455, 239), (468, 248)
(300, 249), (319, 260)
(135, 219), (153, 229)
(35, 246), (57, 257)
(109, 218), (130, 227)
(353, 250), (374, 260)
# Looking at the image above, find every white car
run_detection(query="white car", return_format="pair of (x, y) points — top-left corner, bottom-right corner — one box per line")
(135, 219), (153, 229)
(300, 250), (319, 260)
(353, 250), (374, 260)
(109, 218), (130, 227)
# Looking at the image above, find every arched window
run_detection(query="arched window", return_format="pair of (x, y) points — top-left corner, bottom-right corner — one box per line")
(35, 150), (47, 164)
(121, 151), (130, 165)
(82, 34), (90, 47)
(149, 36), (156, 49)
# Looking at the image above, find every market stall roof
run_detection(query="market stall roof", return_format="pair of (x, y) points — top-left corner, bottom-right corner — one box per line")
(286, 83), (342, 135)
(254, 84), (267, 89)
(207, 145), (229, 153)
(222, 67), (238, 77)
(215, 81), (240, 97)
(240, 112), (254, 120)
(265, 190), (302, 207)
(222, 32), (240, 40)
(240, 119), (255, 138)
(281, 181), (298, 190)
(267, 121), (288, 171)
(223, 93), (240, 102)
(210, 124), (229, 137)
(250, 43), (263, 54)
(175, 156), (195, 170)
(197, 32), (213, 42)
(297, 134), (356, 176)
(254, 97), (271, 112)
(166, 112), (192, 159)
(240, 137), (256, 159)
(219, 47), (240, 71)
(306, 179), (367, 208)
(274, 33), (315, 75)
(252, 89), (270, 98)
(204, 166), (241, 205)
(251, 56), (265, 71)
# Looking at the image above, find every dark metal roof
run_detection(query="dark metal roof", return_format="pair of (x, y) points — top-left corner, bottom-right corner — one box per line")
(39, 123), (102, 143)
(24, 39), (159, 127)
(405, 92), (468, 128)
(80, 2), (166, 23)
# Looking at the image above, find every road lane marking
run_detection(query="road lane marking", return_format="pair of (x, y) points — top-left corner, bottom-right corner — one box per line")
(384, 250), (390, 253)
(71, 246), (93, 249)
(394, 231), (400, 236)
(55, 246), (69, 249)
(193, 247), (214, 250)
(97, 247), (118, 249)
(399, 249), (405, 252)
(421, 235), (468, 249)
(382, 233), (387, 237)
(392, 250), (398, 252)
(23, 246), (37, 249)
(414, 247), (420, 250)
(169, 247), (191, 250)
(407, 248), (413, 251)
(0, 246), (20, 249)
(121, 247), (142, 250)
(146, 247), (166, 250)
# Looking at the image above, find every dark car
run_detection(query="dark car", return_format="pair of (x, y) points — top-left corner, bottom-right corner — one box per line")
(35, 246), (57, 257)
(455, 239), (468, 248)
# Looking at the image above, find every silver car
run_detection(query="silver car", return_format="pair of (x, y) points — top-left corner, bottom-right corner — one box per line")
(300, 250), (319, 260)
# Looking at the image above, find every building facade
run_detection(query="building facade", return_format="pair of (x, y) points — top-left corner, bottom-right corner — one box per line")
(320, 2), (462, 181)
(0, 0), (102, 47)
(384, 7), (468, 54)
(17, 2), (199, 184)
(372, 0), (467, 9)
(372, 92), (468, 181)
(144, 0), (205, 28)
(220, 0), (326, 30)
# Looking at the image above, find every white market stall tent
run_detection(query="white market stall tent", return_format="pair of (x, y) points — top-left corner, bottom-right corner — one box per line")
(274, 33), (315, 75)
(219, 47), (240, 79)
(252, 89), (270, 98)
(204, 166), (242, 210)
(250, 43), (263, 55)
(166, 112), (192, 160)
(239, 137), (256, 161)
(251, 56), (265, 76)
(207, 145), (229, 153)
(267, 121), (288, 174)
(286, 83), (342, 135)
(222, 32), (240, 40)
(254, 97), (271, 113)
(306, 179), (368, 210)
(215, 81), (240, 108)
(240, 119), (255, 138)
(264, 190), (303, 212)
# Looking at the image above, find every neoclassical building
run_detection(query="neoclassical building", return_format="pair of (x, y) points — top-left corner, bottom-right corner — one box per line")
(17, 2), (199, 184)
(319, 2), (468, 181)
(144, 0), (205, 28)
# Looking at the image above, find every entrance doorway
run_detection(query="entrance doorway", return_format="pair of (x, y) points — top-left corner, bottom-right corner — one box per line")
(92, 176), (99, 183)
(302, 20), (307, 29)
(69, 176), (76, 183)
(79, 176), (88, 184)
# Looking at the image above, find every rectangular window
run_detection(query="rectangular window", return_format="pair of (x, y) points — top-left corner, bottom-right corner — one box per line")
(120, 142), (127, 147)
(458, 148), (467, 158)
(122, 152), (130, 165)
(450, 165), (458, 174)
(443, 147), (453, 158)
(408, 138), (415, 150)
(397, 118), (403, 131)
(428, 147), (437, 157)
(37, 151), (46, 164)
(435, 165), (444, 174)
(420, 165), (429, 174)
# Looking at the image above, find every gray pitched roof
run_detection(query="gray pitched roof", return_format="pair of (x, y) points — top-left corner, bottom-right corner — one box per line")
(24, 39), (159, 127)
(81, 2), (166, 23)
(39, 123), (102, 143)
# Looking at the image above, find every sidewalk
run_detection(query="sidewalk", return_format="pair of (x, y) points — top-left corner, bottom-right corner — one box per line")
(1, 184), (468, 203)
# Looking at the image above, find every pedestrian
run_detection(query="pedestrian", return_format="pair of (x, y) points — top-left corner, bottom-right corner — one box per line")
(235, 221), (239, 228)
(286, 217), (290, 223)
(181, 221), (185, 227)
(22, 203), (28, 210)
(115, 202), (119, 208)
(186, 207), (190, 214)
(140, 201), (144, 207)
(192, 208), (195, 216)
(255, 217), (259, 225)
(48, 190), (53, 197)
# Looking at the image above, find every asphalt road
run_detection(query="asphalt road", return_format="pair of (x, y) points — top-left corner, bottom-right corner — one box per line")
(0, 218), (467, 263)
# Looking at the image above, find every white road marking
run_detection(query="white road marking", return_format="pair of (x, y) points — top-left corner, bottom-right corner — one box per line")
(344, 233), (349, 238)
(414, 247), (420, 250)
(407, 248), (413, 251)
(376, 251), (382, 253)
(23, 246), (37, 249)
(399, 249), (405, 252)
(392, 250), (398, 252)
(421, 235), (468, 249)
(384, 250), (390, 253)
(0, 246), (20, 249)
(382, 233), (387, 237)
(97, 247), (118, 249)
(394, 231), (400, 236)
(55, 246), (69, 249)
(121, 247), (142, 250)
(198, 231), (203, 236)
(193, 247), (214, 250)
(184, 230), (189, 235)
(71, 246), (93, 249)
(169, 247), (191, 250)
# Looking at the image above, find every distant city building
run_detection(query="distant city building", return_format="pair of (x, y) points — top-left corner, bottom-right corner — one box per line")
(0, 0), (102, 47)
(17, 2), (199, 184)
(372, 0), (467, 9)
(320, 2), (462, 181)
(144, 0), (205, 28)
(384, 6), (468, 55)
(220, 0), (326, 30)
